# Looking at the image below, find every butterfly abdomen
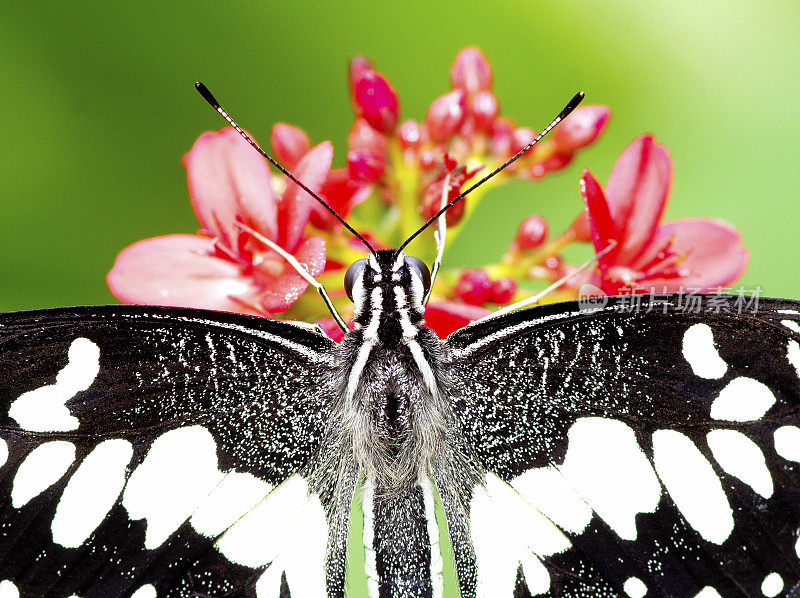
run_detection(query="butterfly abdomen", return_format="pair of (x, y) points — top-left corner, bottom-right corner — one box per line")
(362, 477), (443, 598)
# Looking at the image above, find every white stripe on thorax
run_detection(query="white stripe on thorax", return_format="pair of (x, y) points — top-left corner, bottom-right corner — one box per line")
(346, 287), (383, 401)
(407, 340), (438, 398)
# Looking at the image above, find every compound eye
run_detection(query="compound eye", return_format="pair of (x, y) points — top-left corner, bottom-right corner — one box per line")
(405, 256), (431, 297)
(344, 258), (368, 302)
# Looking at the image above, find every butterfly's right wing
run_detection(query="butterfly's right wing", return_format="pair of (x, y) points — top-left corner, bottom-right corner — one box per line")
(0, 305), (353, 598)
(440, 295), (800, 598)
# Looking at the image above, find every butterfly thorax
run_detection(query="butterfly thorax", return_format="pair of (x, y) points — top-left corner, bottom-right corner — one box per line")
(324, 251), (455, 498)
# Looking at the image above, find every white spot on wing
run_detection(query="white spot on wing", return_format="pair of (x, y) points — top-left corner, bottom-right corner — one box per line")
(470, 480), (550, 596)
(511, 465), (592, 534)
(12, 440), (76, 508)
(216, 474), (327, 598)
(52, 439), (133, 548)
(255, 566), (283, 597)
(0, 580), (19, 598)
(484, 473), (571, 557)
(559, 418), (661, 540)
(788, 340), (800, 378)
(761, 572), (783, 597)
(0, 439), (7, 470)
(710, 377), (775, 422)
(9, 338), (99, 432)
(191, 472), (272, 537)
(623, 576), (647, 598)
(652, 430), (733, 544)
(695, 588), (722, 598)
(775, 426), (800, 462)
(706, 430), (772, 498)
(122, 426), (225, 549)
(682, 324), (727, 379)
(782, 319), (800, 333)
(130, 584), (156, 598)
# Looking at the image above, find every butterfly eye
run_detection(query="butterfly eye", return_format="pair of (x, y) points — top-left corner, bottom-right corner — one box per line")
(405, 256), (431, 297)
(344, 258), (369, 302)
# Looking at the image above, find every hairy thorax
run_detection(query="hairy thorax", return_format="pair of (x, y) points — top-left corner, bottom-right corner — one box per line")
(326, 324), (454, 499)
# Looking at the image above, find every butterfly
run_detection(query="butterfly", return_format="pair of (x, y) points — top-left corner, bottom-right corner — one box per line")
(1, 86), (800, 598)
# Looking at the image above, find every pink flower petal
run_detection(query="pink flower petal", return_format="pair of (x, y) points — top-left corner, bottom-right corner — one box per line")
(310, 168), (373, 230)
(277, 141), (333, 253)
(424, 301), (491, 339)
(184, 128), (277, 251)
(580, 169), (617, 278)
(634, 218), (748, 291)
(260, 235), (327, 314)
(107, 234), (261, 313)
(270, 123), (311, 170)
(605, 134), (672, 264)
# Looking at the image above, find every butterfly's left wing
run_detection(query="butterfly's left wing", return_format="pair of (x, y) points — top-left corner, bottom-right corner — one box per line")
(0, 305), (349, 598)
(440, 295), (800, 598)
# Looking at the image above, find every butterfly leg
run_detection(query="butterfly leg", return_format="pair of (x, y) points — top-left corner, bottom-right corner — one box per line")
(425, 173), (452, 305)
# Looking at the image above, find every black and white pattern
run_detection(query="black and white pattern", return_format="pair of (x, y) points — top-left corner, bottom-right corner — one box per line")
(2, 258), (800, 597)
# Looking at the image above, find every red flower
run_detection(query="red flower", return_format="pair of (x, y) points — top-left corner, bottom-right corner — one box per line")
(424, 301), (491, 339)
(107, 128), (330, 315)
(581, 134), (748, 294)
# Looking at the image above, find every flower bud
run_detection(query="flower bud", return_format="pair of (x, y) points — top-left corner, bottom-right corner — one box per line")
(349, 118), (387, 155)
(571, 212), (593, 242)
(511, 127), (537, 155)
(516, 215), (549, 249)
(347, 149), (385, 183)
(426, 90), (466, 142)
(420, 179), (465, 227)
(490, 277), (517, 304)
(544, 255), (563, 274)
(418, 150), (438, 170)
(270, 123), (311, 169)
(353, 70), (400, 134)
(552, 105), (610, 152)
(450, 46), (492, 94)
(469, 90), (499, 131)
(490, 117), (514, 156)
(455, 268), (492, 305)
(348, 55), (374, 100)
(397, 119), (428, 151)
(523, 152), (573, 179)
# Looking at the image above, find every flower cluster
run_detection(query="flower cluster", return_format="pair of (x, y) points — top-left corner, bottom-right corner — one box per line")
(108, 47), (747, 340)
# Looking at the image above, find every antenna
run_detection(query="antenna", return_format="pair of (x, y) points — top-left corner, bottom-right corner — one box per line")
(395, 91), (584, 256)
(195, 82), (376, 255)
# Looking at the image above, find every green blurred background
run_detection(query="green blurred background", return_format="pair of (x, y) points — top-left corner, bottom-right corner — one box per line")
(2, 0), (799, 311)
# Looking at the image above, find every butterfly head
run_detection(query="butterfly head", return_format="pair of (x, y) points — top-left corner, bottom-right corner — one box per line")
(344, 250), (431, 329)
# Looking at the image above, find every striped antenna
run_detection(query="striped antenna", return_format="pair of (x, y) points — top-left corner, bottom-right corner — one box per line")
(395, 91), (584, 256)
(195, 82), (376, 256)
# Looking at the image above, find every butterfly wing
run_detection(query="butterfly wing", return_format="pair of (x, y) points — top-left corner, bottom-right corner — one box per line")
(441, 294), (800, 597)
(0, 305), (346, 598)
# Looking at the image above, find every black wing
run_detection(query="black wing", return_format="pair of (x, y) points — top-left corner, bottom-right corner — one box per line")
(0, 305), (342, 598)
(441, 294), (800, 598)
